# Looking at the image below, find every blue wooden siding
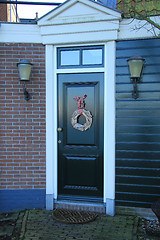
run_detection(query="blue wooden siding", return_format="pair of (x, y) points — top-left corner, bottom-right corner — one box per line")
(116, 39), (160, 208)
(0, 189), (46, 212)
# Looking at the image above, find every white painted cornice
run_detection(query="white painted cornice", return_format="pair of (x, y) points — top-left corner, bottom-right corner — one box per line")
(0, 23), (41, 43)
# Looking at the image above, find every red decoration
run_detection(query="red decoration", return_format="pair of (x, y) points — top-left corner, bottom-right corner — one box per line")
(73, 94), (87, 115)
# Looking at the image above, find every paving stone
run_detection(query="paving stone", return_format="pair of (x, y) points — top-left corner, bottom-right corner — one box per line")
(0, 211), (20, 238)
(0, 209), (145, 239)
(0, 212), (19, 222)
(0, 224), (14, 237)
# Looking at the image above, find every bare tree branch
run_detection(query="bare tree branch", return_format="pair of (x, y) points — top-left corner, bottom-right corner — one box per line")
(130, 8), (160, 31)
(117, 0), (160, 37)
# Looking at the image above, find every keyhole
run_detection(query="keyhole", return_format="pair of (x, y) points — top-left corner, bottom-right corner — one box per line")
(77, 115), (86, 125)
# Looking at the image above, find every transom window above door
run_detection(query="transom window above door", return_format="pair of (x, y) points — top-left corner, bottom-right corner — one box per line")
(57, 46), (104, 68)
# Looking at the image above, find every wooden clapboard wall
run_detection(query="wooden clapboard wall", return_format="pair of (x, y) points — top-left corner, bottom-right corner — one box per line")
(116, 39), (160, 208)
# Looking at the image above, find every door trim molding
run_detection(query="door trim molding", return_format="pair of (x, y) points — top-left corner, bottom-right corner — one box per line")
(45, 45), (58, 203)
(104, 41), (116, 216)
(45, 42), (116, 216)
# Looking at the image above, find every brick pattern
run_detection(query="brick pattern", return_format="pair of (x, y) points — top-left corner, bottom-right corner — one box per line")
(19, 210), (137, 239)
(0, 209), (140, 239)
(0, 43), (46, 190)
(0, 4), (7, 21)
(0, 4), (18, 22)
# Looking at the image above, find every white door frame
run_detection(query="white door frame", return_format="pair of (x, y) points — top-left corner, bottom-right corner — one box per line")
(45, 41), (116, 216)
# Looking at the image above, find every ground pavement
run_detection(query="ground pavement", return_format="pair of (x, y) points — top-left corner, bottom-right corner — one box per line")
(0, 209), (159, 240)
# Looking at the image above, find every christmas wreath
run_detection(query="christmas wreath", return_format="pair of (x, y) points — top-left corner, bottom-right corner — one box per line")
(71, 109), (92, 131)
(71, 94), (93, 131)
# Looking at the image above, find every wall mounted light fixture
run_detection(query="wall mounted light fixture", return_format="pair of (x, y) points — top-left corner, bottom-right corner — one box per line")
(17, 59), (33, 101)
(127, 56), (145, 99)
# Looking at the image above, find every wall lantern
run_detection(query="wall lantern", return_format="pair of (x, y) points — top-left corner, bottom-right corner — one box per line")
(127, 56), (145, 99)
(17, 59), (33, 101)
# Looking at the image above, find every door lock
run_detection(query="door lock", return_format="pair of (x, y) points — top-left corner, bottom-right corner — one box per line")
(58, 140), (61, 144)
(57, 127), (63, 132)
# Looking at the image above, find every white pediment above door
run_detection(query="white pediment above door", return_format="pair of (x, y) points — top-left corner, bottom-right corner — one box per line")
(38, 0), (121, 26)
(37, 0), (121, 44)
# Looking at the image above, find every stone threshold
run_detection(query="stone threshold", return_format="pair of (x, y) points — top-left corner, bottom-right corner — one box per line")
(54, 200), (106, 214)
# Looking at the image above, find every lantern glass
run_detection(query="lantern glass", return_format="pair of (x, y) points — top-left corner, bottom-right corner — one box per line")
(127, 56), (145, 79)
(17, 60), (33, 81)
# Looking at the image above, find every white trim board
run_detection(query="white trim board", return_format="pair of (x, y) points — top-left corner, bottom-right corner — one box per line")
(104, 41), (116, 216)
(0, 23), (41, 43)
(45, 45), (56, 199)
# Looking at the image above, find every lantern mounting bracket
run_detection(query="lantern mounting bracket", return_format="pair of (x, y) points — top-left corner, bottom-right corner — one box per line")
(23, 84), (31, 101)
(132, 78), (139, 99)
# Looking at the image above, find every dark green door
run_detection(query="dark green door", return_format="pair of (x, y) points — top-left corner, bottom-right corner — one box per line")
(58, 73), (104, 200)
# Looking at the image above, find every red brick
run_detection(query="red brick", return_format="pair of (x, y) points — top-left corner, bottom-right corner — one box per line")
(0, 43), (46, 190)
(8, 186), (20, 189)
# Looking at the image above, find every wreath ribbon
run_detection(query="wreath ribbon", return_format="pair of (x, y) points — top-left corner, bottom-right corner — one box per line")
(73, 94), (87, 115)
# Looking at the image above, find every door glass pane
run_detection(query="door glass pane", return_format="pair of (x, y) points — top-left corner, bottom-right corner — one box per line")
(61, 50), (80, 66)
(82, 49), (102, 65)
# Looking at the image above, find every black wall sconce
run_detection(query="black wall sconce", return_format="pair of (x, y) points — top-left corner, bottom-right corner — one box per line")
(17, 59), (33, 101)
(127, 56), (145, 99)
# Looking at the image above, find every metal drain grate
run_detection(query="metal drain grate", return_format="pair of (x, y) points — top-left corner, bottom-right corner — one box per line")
(52, 208), (98, 224)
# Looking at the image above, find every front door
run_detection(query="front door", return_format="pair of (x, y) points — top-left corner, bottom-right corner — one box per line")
(58, 73), (104, 200)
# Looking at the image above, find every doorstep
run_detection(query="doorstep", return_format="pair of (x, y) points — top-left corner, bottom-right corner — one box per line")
(54, 199), (106, 214)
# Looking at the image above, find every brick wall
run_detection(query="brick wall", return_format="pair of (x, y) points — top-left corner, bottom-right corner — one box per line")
(0, 4), (7, 21)
(0, 43), (46, 190)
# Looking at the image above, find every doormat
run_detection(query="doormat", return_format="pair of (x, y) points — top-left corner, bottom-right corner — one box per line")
(52, 208), (98, 224)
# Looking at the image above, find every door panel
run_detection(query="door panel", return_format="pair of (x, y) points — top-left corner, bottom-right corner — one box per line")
(67, 85), (95, 145)
(58, 73), (104, 199)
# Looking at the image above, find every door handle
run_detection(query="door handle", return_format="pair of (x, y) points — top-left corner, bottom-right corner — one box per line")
(57, 127), (63, 132)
